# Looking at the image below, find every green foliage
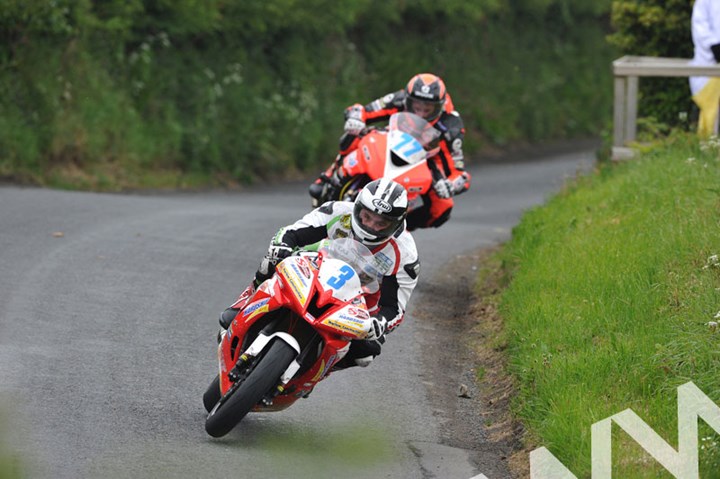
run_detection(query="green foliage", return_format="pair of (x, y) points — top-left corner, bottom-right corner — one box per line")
(498, 134), (720, 476)
(0, 0), (615, 189)
(608, 0), (695, 128)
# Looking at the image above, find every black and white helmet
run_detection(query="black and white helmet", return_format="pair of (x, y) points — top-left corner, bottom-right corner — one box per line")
(352, 178), (408, 246)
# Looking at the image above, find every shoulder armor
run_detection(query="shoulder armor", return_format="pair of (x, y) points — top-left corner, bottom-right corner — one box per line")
(318, 201), (335, 215)
(403, 258), (420, 280)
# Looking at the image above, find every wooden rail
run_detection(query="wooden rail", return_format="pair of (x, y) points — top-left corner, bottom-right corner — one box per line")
(612, 55), (720, 160)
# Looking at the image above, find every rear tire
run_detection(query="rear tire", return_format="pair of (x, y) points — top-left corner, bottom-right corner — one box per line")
(204, 340), (297, 437)
(202, 375), (221, 413)
(338, 176), (368, 202)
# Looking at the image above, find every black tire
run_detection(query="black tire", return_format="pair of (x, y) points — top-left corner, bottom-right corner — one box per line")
(202, 375), (221, 413)
(337, 176), (368, 202)
(205, 340), (297, 437)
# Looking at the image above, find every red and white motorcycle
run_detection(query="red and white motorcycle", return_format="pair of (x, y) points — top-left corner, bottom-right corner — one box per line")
(311, 112), (442, 215)
(203, 238), (387, 437)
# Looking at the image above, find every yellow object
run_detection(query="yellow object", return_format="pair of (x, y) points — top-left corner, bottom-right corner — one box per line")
(693, 77), (720, 137)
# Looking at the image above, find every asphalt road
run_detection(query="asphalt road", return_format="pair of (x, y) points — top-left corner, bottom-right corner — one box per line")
(0, 149), (595, 479)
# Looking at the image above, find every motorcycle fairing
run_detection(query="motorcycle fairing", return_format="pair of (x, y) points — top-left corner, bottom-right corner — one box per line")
(276, 257), (314, 307)
(340, 128), (432, 199)
(388, 130), (426, 165)
(317, 258), (363, 302)
(319, 303), (370, 338)
(276, 255), (371, 340)
(214, 240), (377, 417)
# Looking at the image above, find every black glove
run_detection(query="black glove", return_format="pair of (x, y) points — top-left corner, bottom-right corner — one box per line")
(255, 244), (292, 285)
(366, 316), (387, 341)
(711, 43), (720, 63)
(267, 244), (293, 264)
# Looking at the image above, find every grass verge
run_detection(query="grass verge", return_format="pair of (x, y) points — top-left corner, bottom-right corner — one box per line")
(481, 133), (720, 477)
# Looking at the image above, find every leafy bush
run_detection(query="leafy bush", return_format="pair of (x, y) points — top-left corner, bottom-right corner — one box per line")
(0, 0), (616, 189)
(608, 0), (695, 129)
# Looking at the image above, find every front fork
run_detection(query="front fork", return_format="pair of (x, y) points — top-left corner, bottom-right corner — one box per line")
(226, 327), (324, 406)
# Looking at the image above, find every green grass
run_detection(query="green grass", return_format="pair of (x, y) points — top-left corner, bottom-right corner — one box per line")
(496, 134), (720, 477)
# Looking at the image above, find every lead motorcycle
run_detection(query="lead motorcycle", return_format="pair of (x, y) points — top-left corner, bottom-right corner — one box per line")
(311, 112), (442, 215)
(203, 238), (387, 438)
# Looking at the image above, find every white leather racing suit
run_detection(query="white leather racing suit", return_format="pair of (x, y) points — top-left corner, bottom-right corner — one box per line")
(270, 200), (420, 333)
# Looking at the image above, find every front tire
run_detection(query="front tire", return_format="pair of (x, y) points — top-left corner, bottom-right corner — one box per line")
(202, 375), (221, 413)
(204, 340), (297, 437)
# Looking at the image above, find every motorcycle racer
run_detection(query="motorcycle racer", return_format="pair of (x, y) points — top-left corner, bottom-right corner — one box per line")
(221, 178), (420, 369)
(309, 73), (471, 231)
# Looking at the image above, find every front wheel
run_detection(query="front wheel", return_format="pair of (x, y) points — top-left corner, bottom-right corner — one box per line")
(205, 340), (297, 437)
(202, 375), (221, 413)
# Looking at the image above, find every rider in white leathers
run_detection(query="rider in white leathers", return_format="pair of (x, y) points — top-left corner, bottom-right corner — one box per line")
(221, 178), (420, 368)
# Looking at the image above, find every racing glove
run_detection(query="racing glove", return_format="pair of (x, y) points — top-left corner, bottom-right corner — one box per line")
(450, 172), (470, 195)
(344, 118), (366, 136)
(255, 244), (293, 285)
(268, 243), (293, 264)
(432, 178), (454, 199)
(343, 103), (366, 135)
(366, 316), (387, 341)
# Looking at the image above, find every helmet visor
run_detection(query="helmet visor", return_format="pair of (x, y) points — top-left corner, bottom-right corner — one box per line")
(353, 202), (402, 242)
(406, 97), (443, 121)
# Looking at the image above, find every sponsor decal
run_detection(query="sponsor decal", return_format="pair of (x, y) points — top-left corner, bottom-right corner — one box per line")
(348, 307), (370, 319)
(287, 275), (306, 303)
(415, 86), (434, 99)
(321, 354), (338, 379)
(311, 354), (337, 381)
(372, 198), (392, 213)
(243, 298), (270, 316)
(337, 313), (365, 324)
(344, 151), (358, 168)
(341, 215), (352, 229)
(362, 145), (372, 162)
(290, 262), (309, 287)
(242, 298), (270, 322)
(374, 252), (394, 272)
(383, 93), (394, 104)
(408, 186), (423, 193)
(311, 359), (326, 382)
(452, 138), (463, 152)
(278, 262), (307, 303)
(296, 259), (312, 278)
(324, 317), (364, 335)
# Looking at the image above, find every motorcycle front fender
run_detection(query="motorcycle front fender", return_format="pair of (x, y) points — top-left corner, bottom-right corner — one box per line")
(244, 331), (301, 358)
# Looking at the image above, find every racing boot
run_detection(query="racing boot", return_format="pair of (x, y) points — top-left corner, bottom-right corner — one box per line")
(218, 283), (256, 330)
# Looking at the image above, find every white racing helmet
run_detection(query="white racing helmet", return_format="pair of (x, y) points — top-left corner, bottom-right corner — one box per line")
(351, 178), (408, 246)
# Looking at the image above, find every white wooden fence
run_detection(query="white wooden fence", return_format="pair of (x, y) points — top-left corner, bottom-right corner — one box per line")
(612, 55), (720, 160)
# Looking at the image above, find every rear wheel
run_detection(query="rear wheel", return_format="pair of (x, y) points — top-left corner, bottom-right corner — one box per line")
(338, 176), (369, 202)
(204, 340), (297, 437)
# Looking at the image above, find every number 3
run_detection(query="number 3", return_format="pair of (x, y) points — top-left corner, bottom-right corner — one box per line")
(327, 265), (355, 289)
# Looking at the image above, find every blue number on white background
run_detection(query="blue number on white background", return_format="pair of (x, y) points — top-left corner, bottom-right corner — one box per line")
(327, 265), (355, 289)
(394, 132), (423, 157)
